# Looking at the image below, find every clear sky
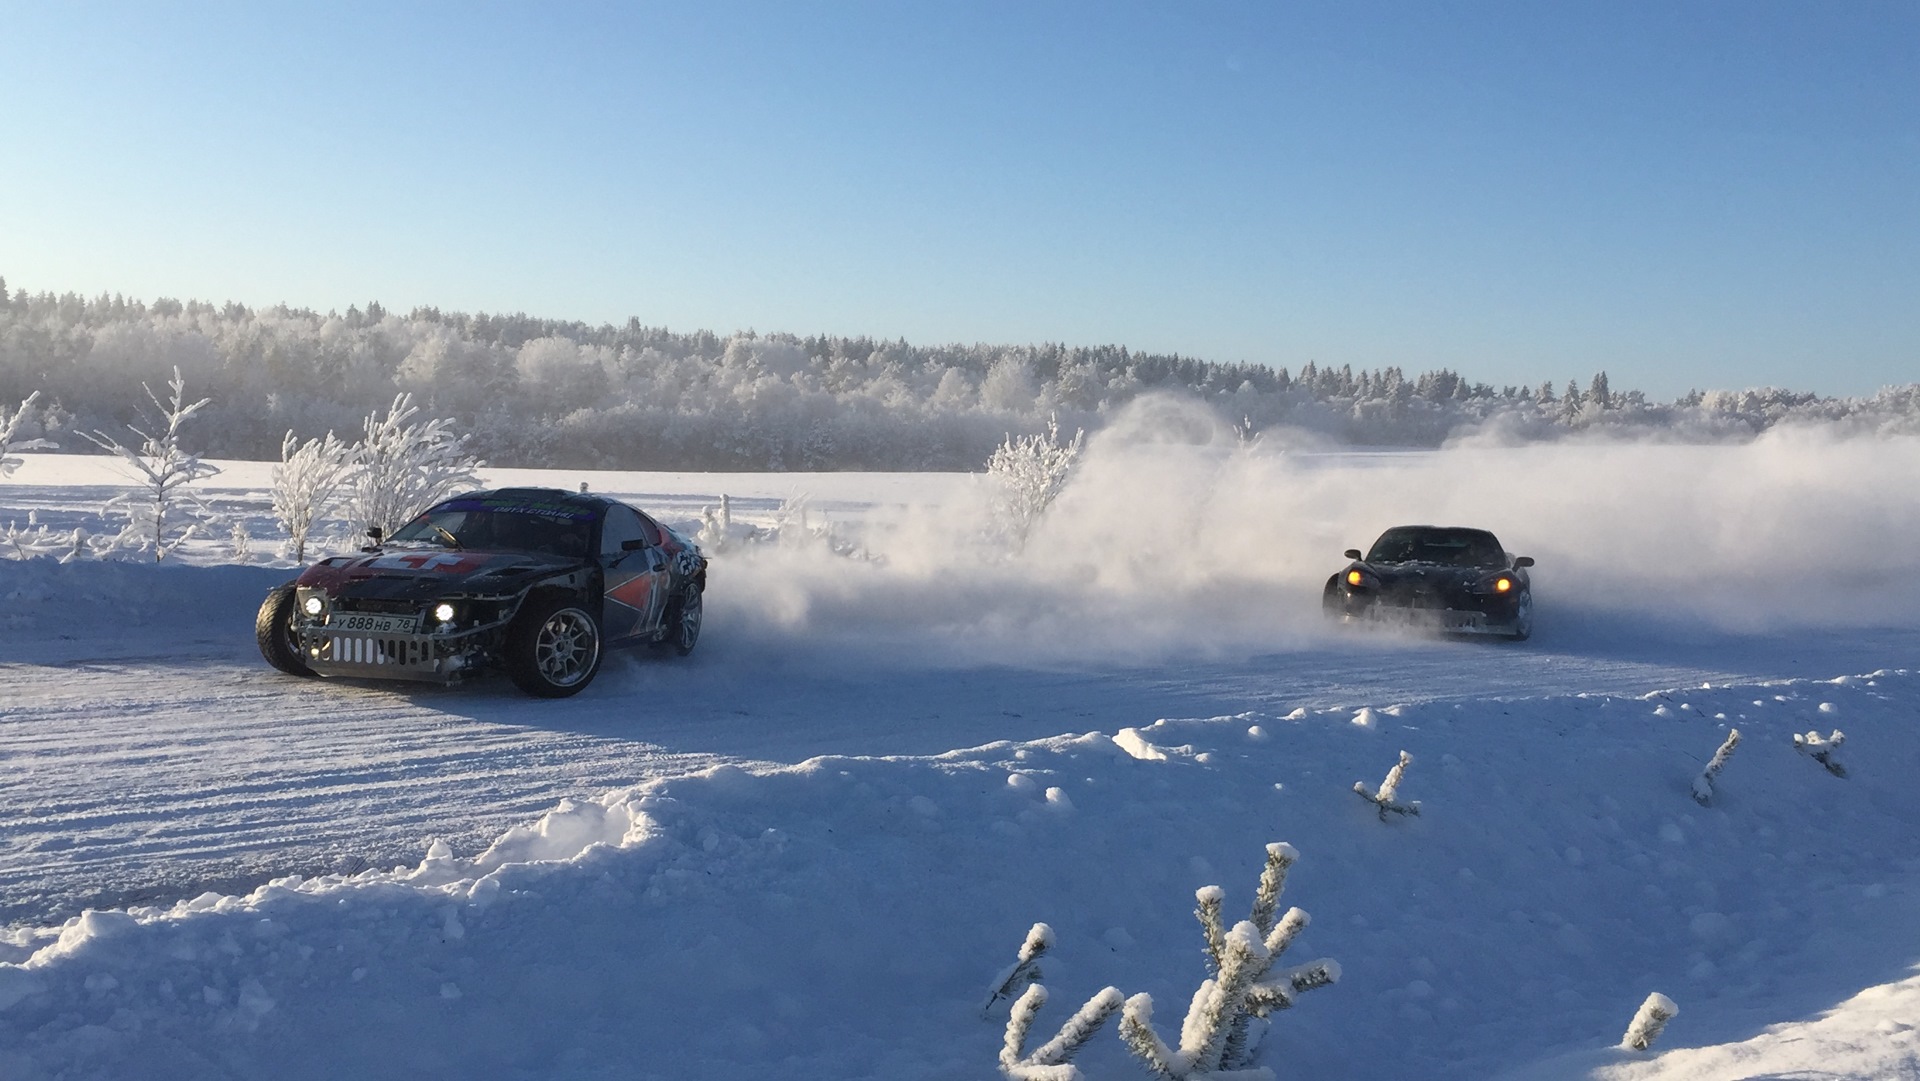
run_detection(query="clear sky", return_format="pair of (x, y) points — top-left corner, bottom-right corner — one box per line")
(1, 1), (1913, 398)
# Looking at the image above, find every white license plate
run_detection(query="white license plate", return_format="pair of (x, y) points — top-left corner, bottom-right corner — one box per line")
(327, 612), (419, 634)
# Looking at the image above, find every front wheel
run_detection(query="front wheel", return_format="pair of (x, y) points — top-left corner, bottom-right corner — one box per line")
(656, 584), (703, 656)
(506, 597), (603, 697)
(1505, 592), (1534, 642)
(256, 583), (317, 678)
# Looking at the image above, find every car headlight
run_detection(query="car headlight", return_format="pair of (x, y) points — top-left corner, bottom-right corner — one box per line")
(432, 602), (457, 624)
(1494, 577), (1513, 593)
(302, 595), (325, 616)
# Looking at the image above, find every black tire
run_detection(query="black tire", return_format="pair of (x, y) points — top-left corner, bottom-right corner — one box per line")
(505, 596), (603, 697)
(656, 584), (703, 656)
(1321, 575), (1343, 619)
(1505, 591), (1534, 642)
(256, 583), (317, 679)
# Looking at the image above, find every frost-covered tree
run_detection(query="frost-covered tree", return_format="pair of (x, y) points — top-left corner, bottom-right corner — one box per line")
(80, 367), (220, 561)
(1691, 729), (1741, 805)
(1354, 751), (1422, 820)
(1118, 843), (1339, 1078)
(272, 429), (353, 562)
(1, 390), (58, 478)
(346, 394), (484, 538)
(987, 414), (1084, 550)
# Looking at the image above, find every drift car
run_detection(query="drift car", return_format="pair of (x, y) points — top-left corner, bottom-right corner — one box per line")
(1321, 525), (1534, 640)
(255, 487), (707, 697)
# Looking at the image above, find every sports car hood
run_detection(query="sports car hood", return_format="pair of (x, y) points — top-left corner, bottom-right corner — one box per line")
(1367, 562), (1497, 591)
(296, 548), (575, 601)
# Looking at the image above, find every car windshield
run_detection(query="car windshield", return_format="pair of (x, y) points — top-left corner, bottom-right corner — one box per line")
(390, 503), (594, 558)
(1366, 527), (1506, 569)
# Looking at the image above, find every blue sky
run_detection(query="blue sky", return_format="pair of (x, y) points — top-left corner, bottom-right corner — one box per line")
(1, 1), (1913, 398)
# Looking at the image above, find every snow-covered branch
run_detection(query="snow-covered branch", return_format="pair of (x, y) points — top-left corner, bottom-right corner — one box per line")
(1691, 729), (1741, 805)
(1, 390), (58, 478)
(1354, 751), (1421, 819)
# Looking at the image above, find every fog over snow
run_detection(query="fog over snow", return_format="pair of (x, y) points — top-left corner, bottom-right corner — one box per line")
(4, 421), (1920, 1080)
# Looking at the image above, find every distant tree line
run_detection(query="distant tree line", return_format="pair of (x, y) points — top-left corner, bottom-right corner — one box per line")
(1, 276), (1914, 471)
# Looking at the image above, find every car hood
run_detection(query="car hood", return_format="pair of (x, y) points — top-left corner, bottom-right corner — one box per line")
(1366, 562), (1503, 590)
(296, 548), (575, 601)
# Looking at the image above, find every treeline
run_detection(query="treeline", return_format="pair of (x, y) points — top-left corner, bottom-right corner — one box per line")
(1, 277), (1915, 470)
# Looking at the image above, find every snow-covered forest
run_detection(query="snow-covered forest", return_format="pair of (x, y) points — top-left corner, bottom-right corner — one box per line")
(2, 277), (1916, 471)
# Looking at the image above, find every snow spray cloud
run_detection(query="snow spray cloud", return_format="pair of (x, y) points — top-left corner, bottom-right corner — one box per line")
(706, 395), (1920, 664)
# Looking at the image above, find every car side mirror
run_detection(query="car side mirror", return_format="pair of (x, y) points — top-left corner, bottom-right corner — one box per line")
(367, 526), (384, 543)
(1344, 549), (1363, 560)
(621, 538), (648, 552)
(1514, 556), (1534, 568)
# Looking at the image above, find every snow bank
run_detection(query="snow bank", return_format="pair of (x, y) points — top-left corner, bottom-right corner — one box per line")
(6, 671), (1920, 1080)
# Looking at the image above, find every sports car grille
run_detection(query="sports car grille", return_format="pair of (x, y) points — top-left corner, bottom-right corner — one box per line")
(315, 632), (435, 667)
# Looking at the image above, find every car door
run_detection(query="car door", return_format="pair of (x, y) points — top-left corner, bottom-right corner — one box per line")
(599, 505), (670, 642)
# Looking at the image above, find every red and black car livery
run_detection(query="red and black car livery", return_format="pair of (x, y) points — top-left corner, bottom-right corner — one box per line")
(256, 487), (707, 696)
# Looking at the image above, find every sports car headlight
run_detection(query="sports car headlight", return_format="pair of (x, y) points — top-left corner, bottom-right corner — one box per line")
(302, 595), (325, 616)
(1346, 569), (1366, 587)
(1494, 577), (1513, 593)
(432, 602), (457, 623)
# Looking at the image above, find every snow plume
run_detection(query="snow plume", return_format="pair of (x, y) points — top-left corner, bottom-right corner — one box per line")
(707, 399), (1920, 665)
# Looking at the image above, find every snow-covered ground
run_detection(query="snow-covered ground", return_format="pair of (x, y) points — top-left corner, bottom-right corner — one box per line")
(5, 427), (1920, 1080)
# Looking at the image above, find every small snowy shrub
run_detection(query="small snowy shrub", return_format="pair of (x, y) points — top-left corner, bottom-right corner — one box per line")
(1691, 729), (1741, 805)
(992, 843), (1338, 1081)
(1, 390), (58, 478)
(1621, 992), (1678, 1051)
(1794, 729), (1847, 778)
(79, 367), (221, 562)
(272, 429), (353, 562)
(987, 414), (1084, 550)
(346, 393), (484, 538)
(1117, 843), (1339, 1079)
(1354, 751), (1421, 819)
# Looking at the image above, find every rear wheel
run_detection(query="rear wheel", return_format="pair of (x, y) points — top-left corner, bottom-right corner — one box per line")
(656, 584), (703, 656)
(506, 597), (603, 697)
(256, 583), (316, 678)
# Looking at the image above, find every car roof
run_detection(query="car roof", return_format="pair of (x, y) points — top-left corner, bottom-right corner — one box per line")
(446, 487), (620, 513)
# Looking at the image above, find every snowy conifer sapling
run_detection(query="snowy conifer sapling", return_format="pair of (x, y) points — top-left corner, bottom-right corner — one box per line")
(984, 923), (1055, 1017)
(1794, 729), (1847, 778)
(1118, 843), (1339, 1079)
(1354, 751), (1421, 820)
(80, 367), (221, 562)
(1691, 729), (1741, 805)
(1, 390), (58, 479)
(1621, 992), (1678, 1051)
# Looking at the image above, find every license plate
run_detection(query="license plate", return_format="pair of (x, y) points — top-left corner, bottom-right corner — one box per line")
(327, 612), (419, 634)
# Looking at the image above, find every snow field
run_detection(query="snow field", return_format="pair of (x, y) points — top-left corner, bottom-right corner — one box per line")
(5, 670), (1919, 1079)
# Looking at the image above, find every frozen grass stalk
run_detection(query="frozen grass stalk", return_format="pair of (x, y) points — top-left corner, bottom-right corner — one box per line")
(1691, 729), (1741, 805)
(1354, 751), (1422, 819)
(1621, 992), (1678, 1051)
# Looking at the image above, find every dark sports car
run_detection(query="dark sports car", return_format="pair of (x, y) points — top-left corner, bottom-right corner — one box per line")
(256, 487), (707, 697)
(1321, 525), (1534, 640)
